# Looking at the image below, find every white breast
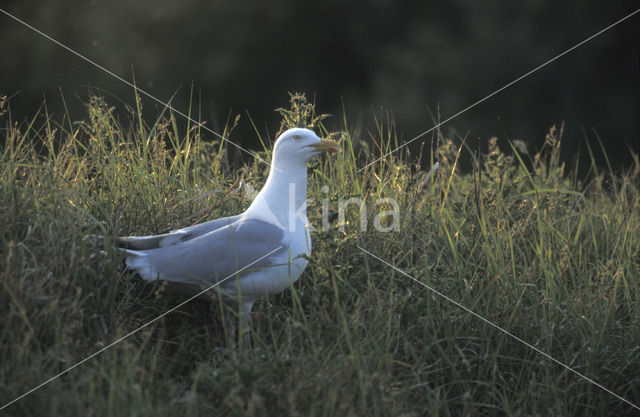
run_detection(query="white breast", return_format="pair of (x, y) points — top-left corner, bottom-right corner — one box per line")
(220, 251), (308, 300)
(219, 220), (311, 303)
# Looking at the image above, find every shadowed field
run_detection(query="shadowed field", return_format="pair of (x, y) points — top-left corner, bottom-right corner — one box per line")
(1, 94), (638, 416)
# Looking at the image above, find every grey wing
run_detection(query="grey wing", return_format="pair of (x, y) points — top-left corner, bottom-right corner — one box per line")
(123, 218), (287, 286)
(115, 214), (241, 250)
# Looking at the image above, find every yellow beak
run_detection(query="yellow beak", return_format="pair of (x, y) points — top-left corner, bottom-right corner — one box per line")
(307, 139), (341, 154)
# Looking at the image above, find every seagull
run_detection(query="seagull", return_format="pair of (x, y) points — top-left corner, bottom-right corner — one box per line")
(114, 128), (340, 346)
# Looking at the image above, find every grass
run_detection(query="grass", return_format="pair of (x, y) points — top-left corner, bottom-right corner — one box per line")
(1, 92), (639, 416)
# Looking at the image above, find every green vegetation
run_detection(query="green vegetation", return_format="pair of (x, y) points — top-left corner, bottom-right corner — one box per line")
(1, 93), (638, 416)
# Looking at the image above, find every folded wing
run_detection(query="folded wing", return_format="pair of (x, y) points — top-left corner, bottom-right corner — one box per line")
(121, 217), (287, 287)
(115, 214), (241, 250)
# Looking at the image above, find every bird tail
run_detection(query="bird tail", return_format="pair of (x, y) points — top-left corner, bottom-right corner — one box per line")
(122, 249), (158, 281)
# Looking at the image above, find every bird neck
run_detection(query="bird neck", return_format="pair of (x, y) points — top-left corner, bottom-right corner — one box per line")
(245, 159), (309, 230)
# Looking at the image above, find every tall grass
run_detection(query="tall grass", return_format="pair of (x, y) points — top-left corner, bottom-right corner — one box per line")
(1, 92), (638, 416)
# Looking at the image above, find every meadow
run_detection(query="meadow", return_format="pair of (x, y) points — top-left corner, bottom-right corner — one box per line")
(1, 93), (638, 416)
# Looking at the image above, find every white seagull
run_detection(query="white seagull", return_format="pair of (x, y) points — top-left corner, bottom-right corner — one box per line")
(114, 128), (340, 346)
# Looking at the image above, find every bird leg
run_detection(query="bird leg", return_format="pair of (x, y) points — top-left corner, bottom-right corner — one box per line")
(222, 301), (254, 350)
(223, 306), (237, 350)
(239, 302), (254, 350)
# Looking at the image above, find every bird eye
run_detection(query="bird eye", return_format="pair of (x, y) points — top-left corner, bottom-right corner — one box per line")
(293, 134), (302, 141)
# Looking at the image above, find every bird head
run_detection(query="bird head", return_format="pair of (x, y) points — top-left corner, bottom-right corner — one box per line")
(272, 128), (340, 166)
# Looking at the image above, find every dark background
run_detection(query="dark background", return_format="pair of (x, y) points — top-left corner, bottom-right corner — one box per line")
(1, 1), (638, 173)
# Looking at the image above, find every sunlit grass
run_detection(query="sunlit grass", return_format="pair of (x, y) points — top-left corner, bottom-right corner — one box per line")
(1, 92), (638, 416)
